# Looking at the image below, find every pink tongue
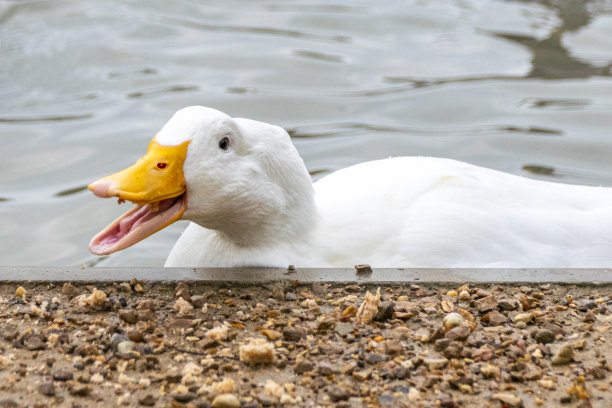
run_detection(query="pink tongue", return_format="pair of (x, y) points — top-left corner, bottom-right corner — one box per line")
(119, 206), (149, 236)
(90, 196), (181, 255)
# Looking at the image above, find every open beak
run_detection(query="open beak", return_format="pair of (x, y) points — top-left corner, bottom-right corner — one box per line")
(88, 139), (190, 255)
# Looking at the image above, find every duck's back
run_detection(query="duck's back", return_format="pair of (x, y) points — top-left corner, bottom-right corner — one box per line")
(313, 157), (612, 267)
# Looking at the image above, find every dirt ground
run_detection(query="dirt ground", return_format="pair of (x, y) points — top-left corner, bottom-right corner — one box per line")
(0, 279), (610, 408)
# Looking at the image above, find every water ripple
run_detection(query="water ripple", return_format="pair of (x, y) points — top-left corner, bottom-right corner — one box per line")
(383, 75), (522, 88)
(340, 86), (414, 97)
(309, 168), (332, 177)
(54, 185), (88, 198)
(0, 113), (93, 124)
(523, 164), (612, 184)
(226, 87), (257, 95)
(127, 84), (199, 99)
(151, 15), (351, 43)
(293, 50), (344, 63)
(288, 122), (562, 138)
(519, 98), (590, 110)
(266, 4), (365, 13)
(108, 67), (158, 79)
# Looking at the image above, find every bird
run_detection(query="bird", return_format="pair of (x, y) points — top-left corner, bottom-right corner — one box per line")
(88, 106), (612, 267)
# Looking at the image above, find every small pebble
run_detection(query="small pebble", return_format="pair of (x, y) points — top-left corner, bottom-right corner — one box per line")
(355, 264), (372, 274)
(139, 395), (156, 406)
(481, 364), (500, 378)
(53, 370), (74, 382)
(25, 336), (46, 351)
(551, 343), (574, 365)
(492, 393), (522, 407)
(374, 301), (394, 321)
(61, 283), (79, 298)
(438, 398), (456, 408)
(498, 298), (518, 311)
(513, 312), (533, 324)
(15, 286), (26, 297)
(68, 383), (92, 396)
(318, 361), (335, 376)
(38, 381), (55, 396)
(212, 393), (241, 408)
(487, 311), (508, 326)
(119, 282), (132, 293)
(476, 289), (490, 297)
(127, 329), (144, 342)
(534, 329), (555, 344)
(329, 387), (349, 402)
(424, 358), (448, 369)
(110, 333), (128, 350)
(173, 393), (196, 403)
(443, 312), (464, 329)
(0, 399), (18, 408)
(445, 324), (470, 341)
(260, 329), (282, 341)
(364, 353), (386, 364)
(119, 309), (138, 324)
(335, 322), (354, 337)
(239, 338), (275, 364)
(175, 297), (194, 315)
(474, 295), (498, 312)
(294, 360), (314, 374)
(282, 327), (303, 341)
(117, 341), (136, 354)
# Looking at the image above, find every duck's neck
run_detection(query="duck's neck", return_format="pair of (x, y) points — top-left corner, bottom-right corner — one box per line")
(187, 163), (317, 249)
(212, 182), (317, 248)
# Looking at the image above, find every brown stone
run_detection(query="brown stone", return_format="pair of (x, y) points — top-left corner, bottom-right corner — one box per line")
(61, 283), (79, 299)
(25, 336), (46, 351)
(136, 299), (157, 310)
(119, 309), (138, 324)
(445, 324), (470, 341)
(474, 295), (498, 312)
(485, 311), (508, 326)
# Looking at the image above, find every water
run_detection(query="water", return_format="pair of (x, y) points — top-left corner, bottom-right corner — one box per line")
(1, 0), (611, 267)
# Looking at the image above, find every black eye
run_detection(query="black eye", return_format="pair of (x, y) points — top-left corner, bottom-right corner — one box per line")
(156, 162), (167, 169)
(219, 137), (230, 150)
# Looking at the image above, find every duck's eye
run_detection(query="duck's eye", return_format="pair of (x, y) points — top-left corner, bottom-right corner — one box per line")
(219, 137), (230, 151)
(156, 162), (167, 169)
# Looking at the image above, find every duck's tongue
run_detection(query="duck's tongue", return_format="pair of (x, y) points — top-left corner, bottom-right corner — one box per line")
(89, 195), (185, 255)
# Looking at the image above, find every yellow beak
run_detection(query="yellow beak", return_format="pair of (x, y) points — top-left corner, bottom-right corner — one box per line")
(88, 139), (190, 255)
(88, 139), (190, 203)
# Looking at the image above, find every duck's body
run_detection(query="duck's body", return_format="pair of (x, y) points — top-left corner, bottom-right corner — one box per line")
(166, 156), (612, 267)
(89, 106), (612, 268)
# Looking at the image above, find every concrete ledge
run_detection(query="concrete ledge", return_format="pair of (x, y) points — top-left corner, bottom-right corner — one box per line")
(0, 266), (610, 284)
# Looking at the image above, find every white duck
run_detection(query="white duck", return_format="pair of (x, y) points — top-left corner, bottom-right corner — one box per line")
(89, 106), (612, 267)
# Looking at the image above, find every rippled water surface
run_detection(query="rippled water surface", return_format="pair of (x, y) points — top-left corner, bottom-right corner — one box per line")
(1, 0), (611, 267)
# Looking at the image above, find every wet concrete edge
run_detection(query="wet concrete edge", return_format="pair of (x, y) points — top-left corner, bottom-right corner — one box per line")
(0, 267), (610, 285)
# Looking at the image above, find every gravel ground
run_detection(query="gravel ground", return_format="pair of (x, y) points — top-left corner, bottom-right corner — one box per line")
(0, 279), (610, 408)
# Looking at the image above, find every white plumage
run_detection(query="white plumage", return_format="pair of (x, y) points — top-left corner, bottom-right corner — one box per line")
(161, 106), (612, 268)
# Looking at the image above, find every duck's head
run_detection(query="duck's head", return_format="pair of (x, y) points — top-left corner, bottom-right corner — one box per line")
(88, 106), (314, 255)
